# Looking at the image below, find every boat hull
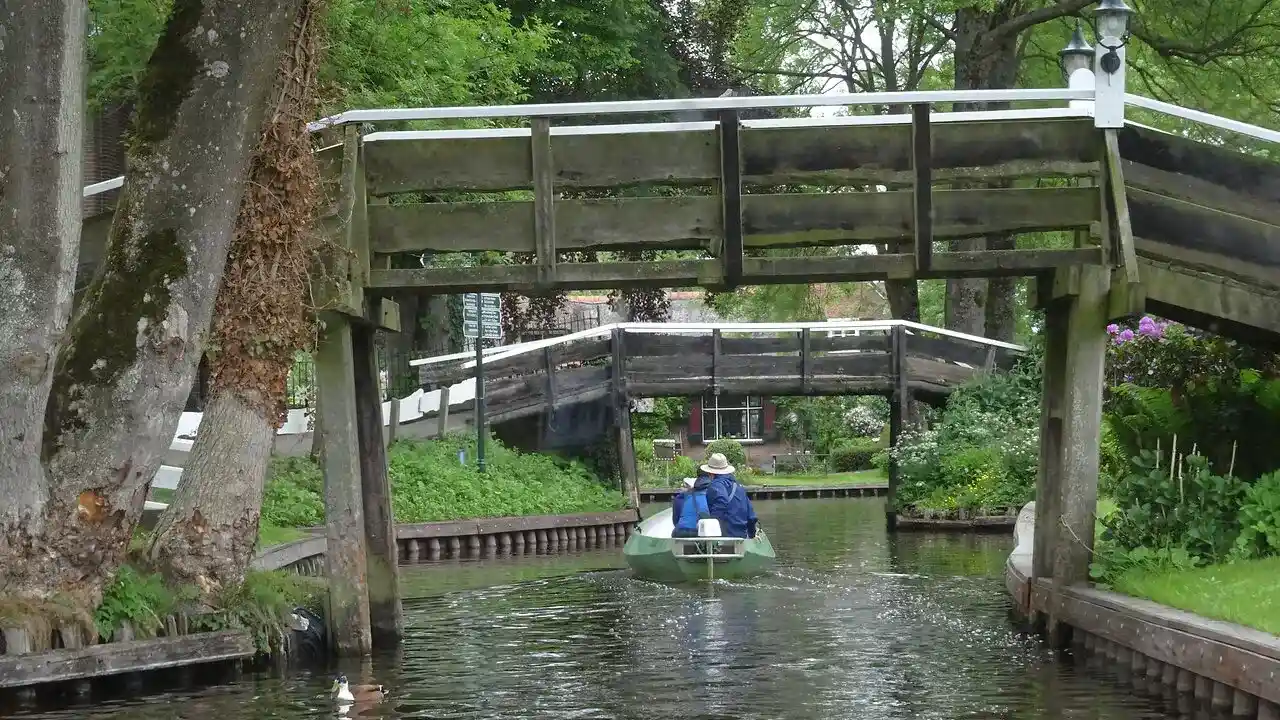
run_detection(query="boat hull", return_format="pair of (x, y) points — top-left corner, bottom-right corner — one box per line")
(623, 509), (776, 583)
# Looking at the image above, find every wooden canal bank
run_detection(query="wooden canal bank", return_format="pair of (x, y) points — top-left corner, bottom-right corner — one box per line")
(638, 483), (887, 504)
(1006, 503), (1280, 719)
(893, 504), (1022, 532)
(252, 509), (641, 576)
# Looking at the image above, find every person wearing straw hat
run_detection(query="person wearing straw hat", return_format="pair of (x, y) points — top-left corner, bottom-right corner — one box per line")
(688, 452), (757, 539)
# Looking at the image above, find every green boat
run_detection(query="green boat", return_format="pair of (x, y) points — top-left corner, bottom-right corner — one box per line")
(623, 508), (776, 583)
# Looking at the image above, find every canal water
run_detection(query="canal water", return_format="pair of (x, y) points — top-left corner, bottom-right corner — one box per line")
(9, 498), (1182, 719)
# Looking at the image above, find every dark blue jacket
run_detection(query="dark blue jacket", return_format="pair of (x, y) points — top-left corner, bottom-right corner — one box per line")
(692, 474), (758, 538)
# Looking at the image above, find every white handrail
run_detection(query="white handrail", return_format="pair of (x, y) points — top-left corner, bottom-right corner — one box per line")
(308, 88), (1089, 130)
(1124, 94), (1280, 145)
(409, 319), (1027, 372)
(83, 93), (1278, 198)
(364, 107), (1091, 143)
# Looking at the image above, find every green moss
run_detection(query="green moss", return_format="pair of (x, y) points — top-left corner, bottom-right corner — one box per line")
(129, 0), (203, 149)
(44, 227), (189, 453)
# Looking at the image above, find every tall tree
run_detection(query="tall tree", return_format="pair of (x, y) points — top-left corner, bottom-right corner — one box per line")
(0, 0), (88, 609)
(146, 0), (327, 595)
(0, 0), (302, 619)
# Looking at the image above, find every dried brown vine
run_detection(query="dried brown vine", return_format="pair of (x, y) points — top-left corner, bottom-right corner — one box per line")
(207, 0), (326, 420)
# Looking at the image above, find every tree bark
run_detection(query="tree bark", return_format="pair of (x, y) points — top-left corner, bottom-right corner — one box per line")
(946, 6), (1022, 336)
(147, 0), (324, 595)
(1, 0), (301, 610)
(984, 233), (1019, 342)
(0, 0), (87, 610)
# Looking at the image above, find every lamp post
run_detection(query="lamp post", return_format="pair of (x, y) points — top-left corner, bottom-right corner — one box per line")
(1059, 23), (1096, 113)
(1090, 0), (1134, 128)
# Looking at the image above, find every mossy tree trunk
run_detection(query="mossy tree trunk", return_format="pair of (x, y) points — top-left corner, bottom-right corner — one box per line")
(0, 0), (88, 622)
(0, 0), (302, 614)
(147, 0), (325, 596)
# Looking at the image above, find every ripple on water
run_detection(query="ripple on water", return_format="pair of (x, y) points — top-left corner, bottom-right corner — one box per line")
(3, 499), (1181, 720)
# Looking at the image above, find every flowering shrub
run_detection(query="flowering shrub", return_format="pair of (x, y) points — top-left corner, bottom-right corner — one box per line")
(891, 353), (1042, 511)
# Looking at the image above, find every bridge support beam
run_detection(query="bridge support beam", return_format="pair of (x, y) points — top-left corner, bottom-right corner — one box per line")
(1032, 265), (1109, 647)
(886, 324), (910, 530)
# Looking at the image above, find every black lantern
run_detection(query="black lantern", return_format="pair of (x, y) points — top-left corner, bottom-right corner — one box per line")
(1058, 23), (1095, 80)
(1091, 0), (1134, 75)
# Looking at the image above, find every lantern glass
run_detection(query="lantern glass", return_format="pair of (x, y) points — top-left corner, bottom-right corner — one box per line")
(1059, 24), (1094, 77)
(1093, 0), (1134, 40)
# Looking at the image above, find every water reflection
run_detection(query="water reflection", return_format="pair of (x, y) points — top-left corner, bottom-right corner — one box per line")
(5, 499), (1183, 719)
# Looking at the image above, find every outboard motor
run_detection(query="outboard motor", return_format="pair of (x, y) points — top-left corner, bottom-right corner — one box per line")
(287, 607), (327, 664)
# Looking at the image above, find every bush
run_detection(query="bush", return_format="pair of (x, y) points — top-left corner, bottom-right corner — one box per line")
(704, 438), (747, 469)
(870, 449), (890, 473)
(260, 434), (626, 527)
(670, 455), (698, 480)
(828, 438), (879, 472)
(1234, 471), (1280, 559)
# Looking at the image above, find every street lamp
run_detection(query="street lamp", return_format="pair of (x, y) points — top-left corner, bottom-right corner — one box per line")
(1058, 22), (1095, 80)
(1091, 0), (1134, 75)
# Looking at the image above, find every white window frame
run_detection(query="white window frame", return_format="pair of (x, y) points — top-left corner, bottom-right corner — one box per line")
(701, 393), (765, 444)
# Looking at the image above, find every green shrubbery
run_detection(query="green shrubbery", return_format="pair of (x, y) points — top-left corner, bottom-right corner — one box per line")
(1091, 318), (1280, 585)
(704, 438), (747, 468)
(260, 433), (626, 527)
(827, 437), (880, 472)
(891, 350), (1042, 512)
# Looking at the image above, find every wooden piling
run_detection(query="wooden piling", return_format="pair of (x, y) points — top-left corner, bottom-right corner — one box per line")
(886, 325), (909, 530)
(315, 312), (373, 656)
(611, 328), (639, 507)
(352, 323), (404, 648)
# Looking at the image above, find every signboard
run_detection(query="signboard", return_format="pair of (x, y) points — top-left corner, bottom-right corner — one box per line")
(462, 293), (502, 340)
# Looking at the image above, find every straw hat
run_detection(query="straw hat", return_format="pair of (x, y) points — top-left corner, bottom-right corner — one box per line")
(700, 452), (735, 475)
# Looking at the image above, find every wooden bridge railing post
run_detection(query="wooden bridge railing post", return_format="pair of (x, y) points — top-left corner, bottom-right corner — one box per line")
(887, 324), (910, 530)
(717, 109), (744, 289)
(911, 103), (933, 272)
(611, 328), (639, 507)
(800, 328), (812, 394)
(530, 117), (556, 288)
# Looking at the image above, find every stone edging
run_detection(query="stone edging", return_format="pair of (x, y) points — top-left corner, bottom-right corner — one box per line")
(252, 509), (642, 575)
(1006, 502), (1280, 718)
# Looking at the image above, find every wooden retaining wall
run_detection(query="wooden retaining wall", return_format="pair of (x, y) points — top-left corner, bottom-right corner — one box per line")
(638, 483), (887, 504)
(252, 509), (642, 574)
(1006, 502), (1280, 719)
(894, 504), (1021, 532)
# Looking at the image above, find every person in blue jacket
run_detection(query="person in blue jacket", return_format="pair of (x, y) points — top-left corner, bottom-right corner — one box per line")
(671, 453), (758, 538)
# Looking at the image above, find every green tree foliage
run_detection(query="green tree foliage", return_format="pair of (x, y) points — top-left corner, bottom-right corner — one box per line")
(87, 0), (171, 110)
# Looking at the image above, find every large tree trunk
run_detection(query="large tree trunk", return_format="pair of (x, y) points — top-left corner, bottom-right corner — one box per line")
(984, 233), (1018, 341)
(0, 0), (87, 616)
(2, 0), (302, 611)
(148, 0), (325, 595)
(946, 6), (1022, 336)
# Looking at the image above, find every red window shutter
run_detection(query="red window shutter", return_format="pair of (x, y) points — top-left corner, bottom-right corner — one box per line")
(763, 397), (776, 435)
(689, 397), (702, 435)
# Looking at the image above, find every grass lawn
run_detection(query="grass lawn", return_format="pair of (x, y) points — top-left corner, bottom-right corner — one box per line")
(1112, 556), (1280, 635)
(742, 469), (886, 487)
(257, 523), (308, 549)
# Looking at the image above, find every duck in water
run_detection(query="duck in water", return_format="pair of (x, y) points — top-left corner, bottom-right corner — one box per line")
(331, 674), (390, 703)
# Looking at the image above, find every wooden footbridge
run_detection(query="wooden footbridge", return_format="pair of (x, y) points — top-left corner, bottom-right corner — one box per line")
(79, 74), (1280, 657)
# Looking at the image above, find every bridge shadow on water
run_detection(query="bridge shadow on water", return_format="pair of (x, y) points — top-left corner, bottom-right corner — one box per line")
(5, 499), (1199, 720)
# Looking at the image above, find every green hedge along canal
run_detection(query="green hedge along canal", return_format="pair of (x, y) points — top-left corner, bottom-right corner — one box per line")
(12, 499), (1177, 719)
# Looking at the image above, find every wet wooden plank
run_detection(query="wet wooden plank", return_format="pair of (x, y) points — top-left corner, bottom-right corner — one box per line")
(363, 117), (1098, 195)
(1128, 188), (1280, 281)
(0, 632), (253, 689)
(1044, 581), (1280, 704)
(396, 510), (641, 539)
(369, 187), (1099, 255)
(1116, 124), (1280, 207)
(418, 337), (611, 388)
(626, 375), (895, 397)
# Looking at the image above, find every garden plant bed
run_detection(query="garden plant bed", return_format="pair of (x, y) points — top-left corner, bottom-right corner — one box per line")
(894, 504), (1022, 532)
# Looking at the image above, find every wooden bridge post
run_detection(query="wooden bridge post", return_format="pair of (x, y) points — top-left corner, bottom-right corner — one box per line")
(1034, 266), (1110, 646)
(315, 313), (373, 656)
(886, 324), (910, 529)
(611, 327), (639, 507)
(352, 320), (404, 647)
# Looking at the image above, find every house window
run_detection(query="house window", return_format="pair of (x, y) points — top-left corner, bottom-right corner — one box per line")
(701, 394), (764, 441)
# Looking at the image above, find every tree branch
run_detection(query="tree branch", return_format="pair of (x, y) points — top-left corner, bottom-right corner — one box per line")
(984, 0), (1095, 50)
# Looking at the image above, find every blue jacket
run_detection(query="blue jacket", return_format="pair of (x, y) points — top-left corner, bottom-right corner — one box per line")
(687, 474), (757, 538)
(672, 489), (710, 536)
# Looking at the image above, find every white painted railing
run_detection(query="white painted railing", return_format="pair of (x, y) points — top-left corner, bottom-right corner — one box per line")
(154, 319), (1022, 491)
(81, 91), (1280, 201)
